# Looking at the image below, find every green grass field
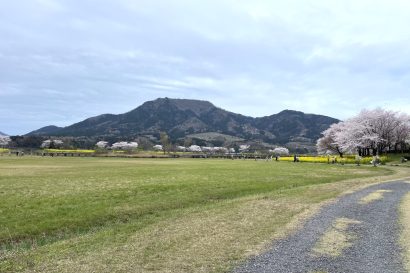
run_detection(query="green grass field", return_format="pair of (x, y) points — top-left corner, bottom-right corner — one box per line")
(0, 156), (402, 272)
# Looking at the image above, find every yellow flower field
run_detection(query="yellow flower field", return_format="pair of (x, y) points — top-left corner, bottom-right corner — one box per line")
(278, 155), (388, 164)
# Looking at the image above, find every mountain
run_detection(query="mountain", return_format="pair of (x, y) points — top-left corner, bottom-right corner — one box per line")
(0, 131), (7, 136)
(254, 110), (337, 143)
(28, 125), (63, 136)
(27, 98), (339, 151)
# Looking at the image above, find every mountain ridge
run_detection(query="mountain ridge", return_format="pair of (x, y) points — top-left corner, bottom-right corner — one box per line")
(27, 98), (339, 151)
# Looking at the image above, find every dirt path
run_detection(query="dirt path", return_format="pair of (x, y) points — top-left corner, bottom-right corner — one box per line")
(235, 180), (410, 273)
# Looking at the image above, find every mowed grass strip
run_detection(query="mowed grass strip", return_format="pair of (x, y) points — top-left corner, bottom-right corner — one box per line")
(0, 157), (395, 272)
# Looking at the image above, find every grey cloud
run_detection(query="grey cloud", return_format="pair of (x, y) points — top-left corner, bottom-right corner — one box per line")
(1, 0), (410, 134)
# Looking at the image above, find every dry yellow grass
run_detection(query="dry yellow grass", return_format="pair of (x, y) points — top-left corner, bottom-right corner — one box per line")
(400, 191), (410, 273)
(312, 217), (362, 257)
(359, 190), (393, 204)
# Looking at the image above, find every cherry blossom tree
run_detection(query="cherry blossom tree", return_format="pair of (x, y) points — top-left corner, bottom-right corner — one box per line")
(41, 139), (64, 149)
(176, 146), (186, 152)
(188, 145), (202, 152)
(318, 108), (410, 155)
(272, 147), (289, 156)
(153, 144), (163, 151)
(316, 122), (347, 157)
(393, 113), (410, 152)
(215, 147), (229, 154)
(321, 120), (365, 156)
(239, 144), (250, 153)
(201, 146), (213, 153)
(200, 147), (229, 154)
(95, 141), (109, 149)
(0, 136), (11, 147)
(111, 141), (138, 150)
(341, 109), (403, 155)
(41, 140), (52, 148)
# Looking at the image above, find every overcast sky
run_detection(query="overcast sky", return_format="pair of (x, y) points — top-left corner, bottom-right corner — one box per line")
(1, 0), (410, 135)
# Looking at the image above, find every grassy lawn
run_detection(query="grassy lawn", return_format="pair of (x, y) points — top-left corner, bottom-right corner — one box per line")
(0, 156), (401, 272)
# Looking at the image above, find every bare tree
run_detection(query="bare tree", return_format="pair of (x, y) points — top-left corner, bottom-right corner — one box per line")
(160, 132), (170, 154)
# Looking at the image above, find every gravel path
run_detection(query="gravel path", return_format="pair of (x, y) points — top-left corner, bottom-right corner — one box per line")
(235, 180), (410, 273)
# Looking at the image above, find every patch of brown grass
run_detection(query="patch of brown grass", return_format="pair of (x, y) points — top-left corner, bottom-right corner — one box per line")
(312, 218), (361, 257)
(359, 190), (393, 204)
